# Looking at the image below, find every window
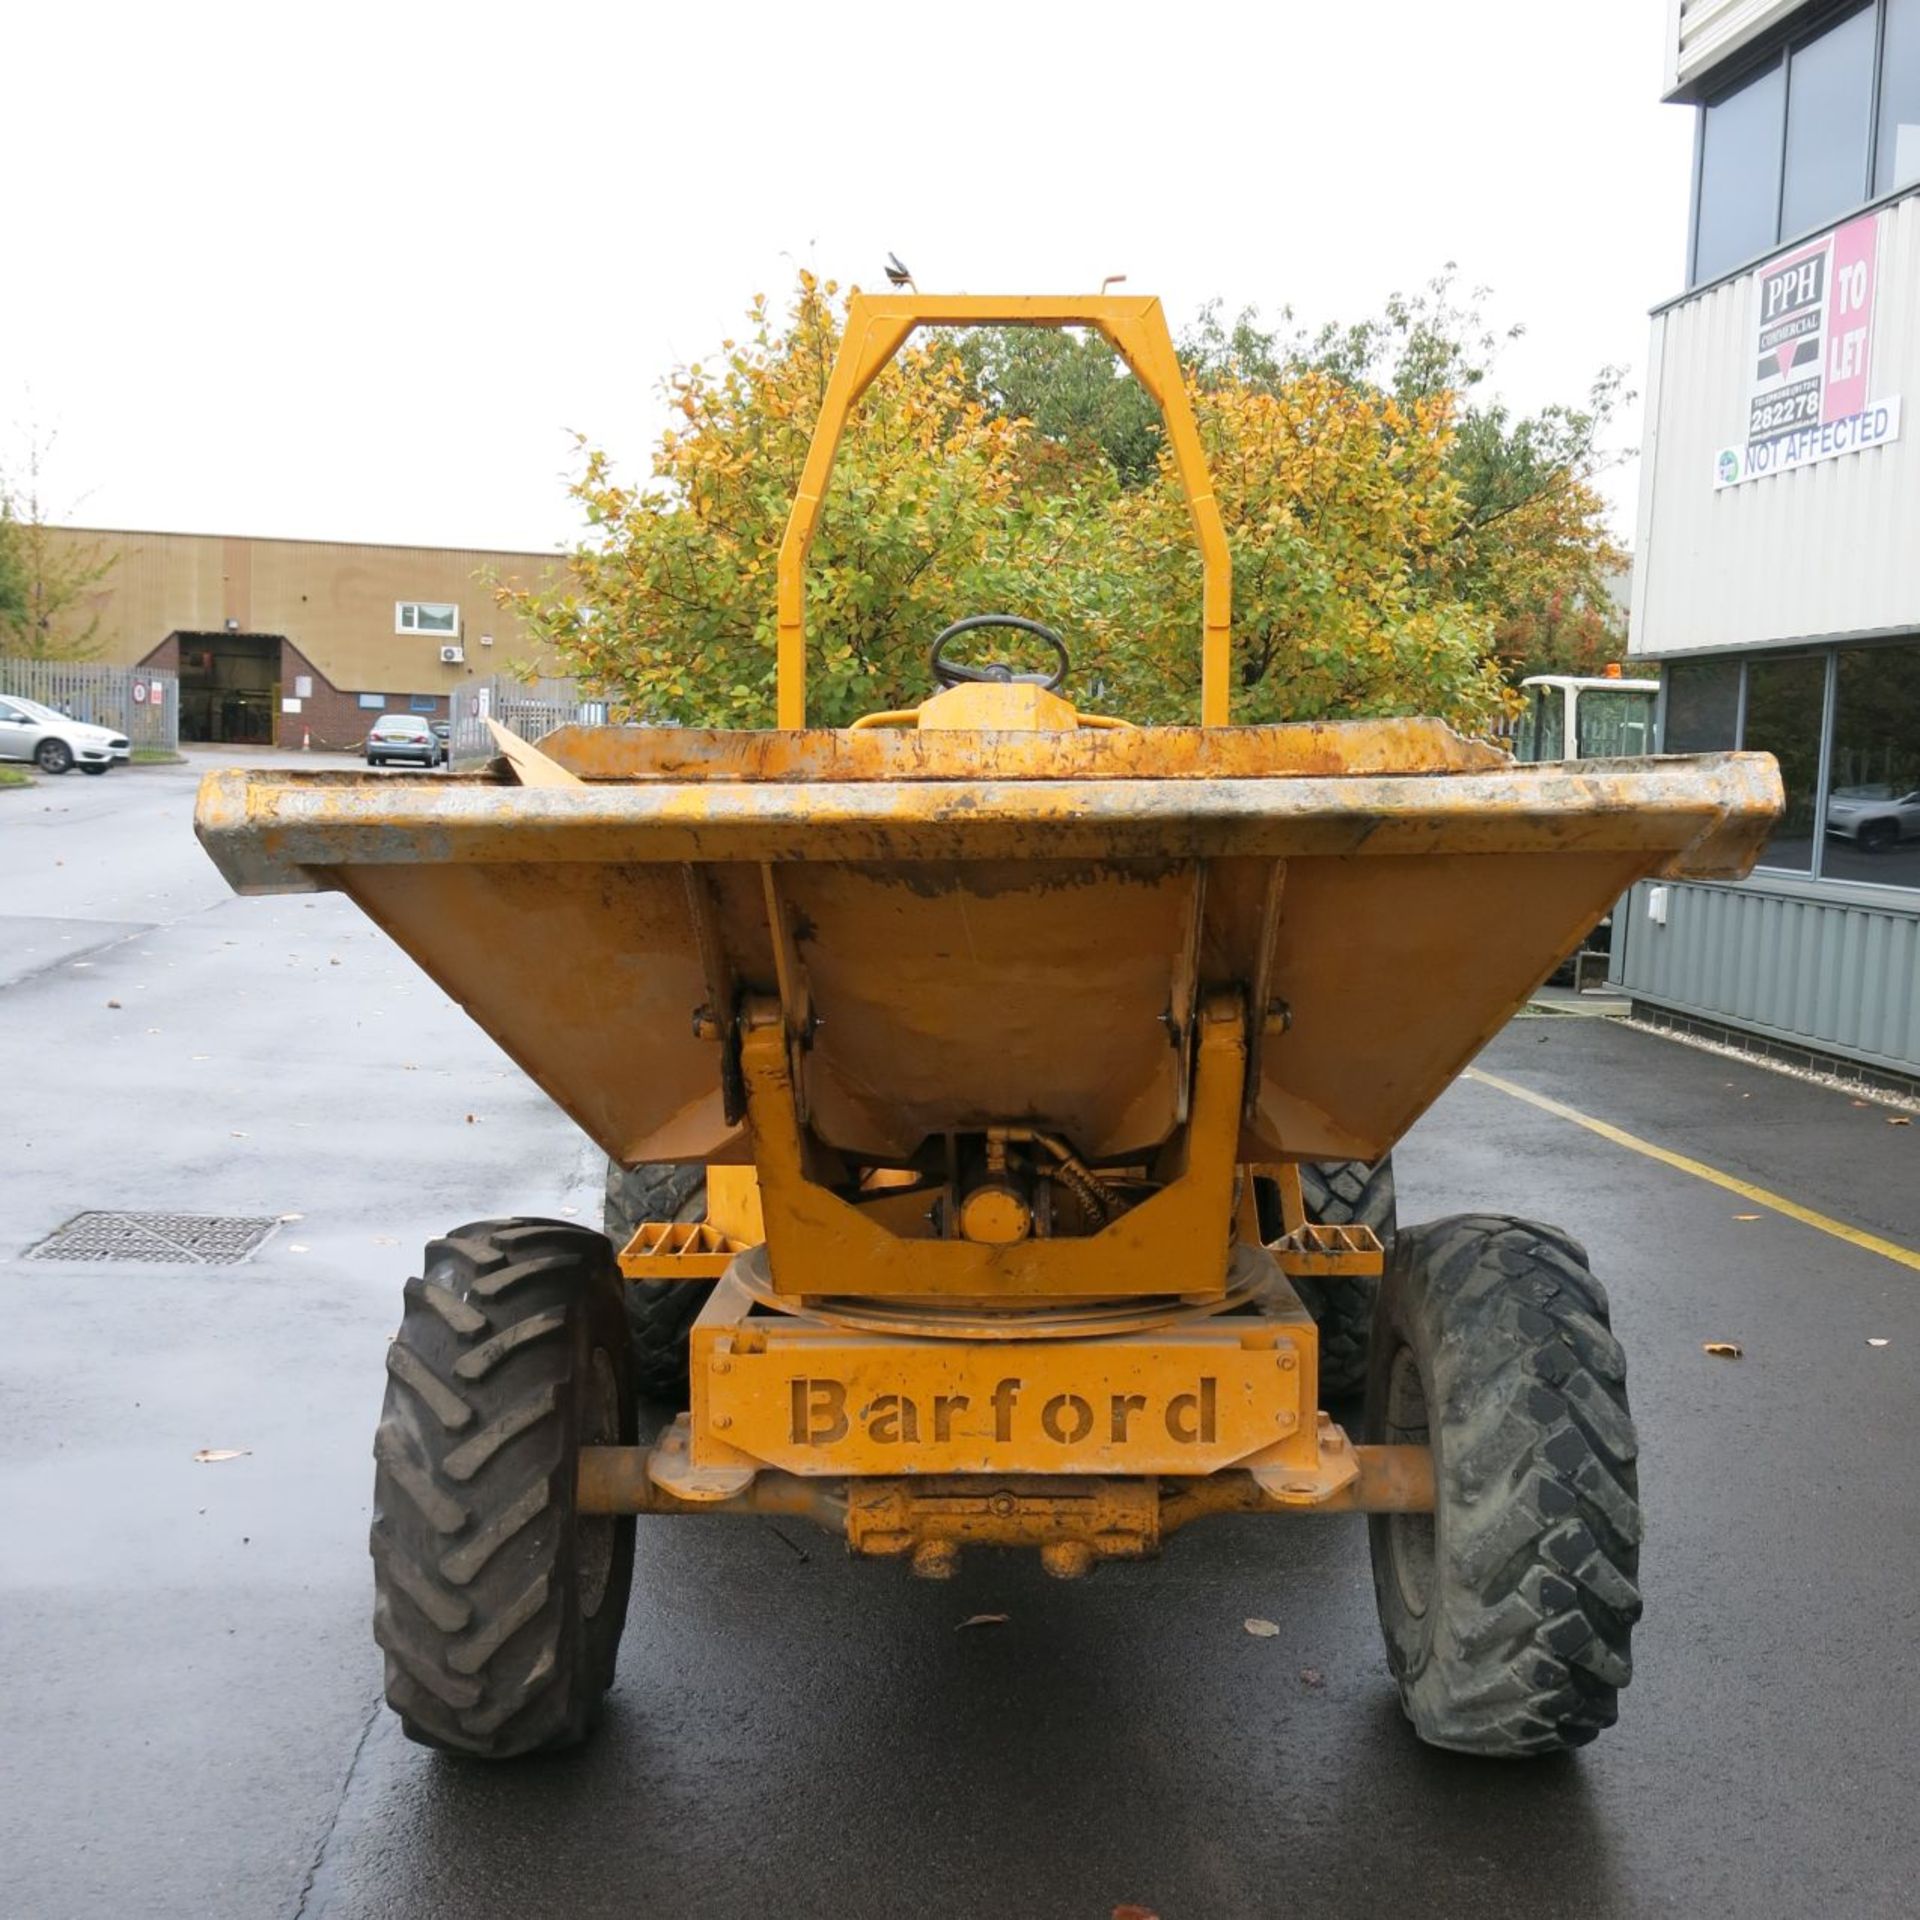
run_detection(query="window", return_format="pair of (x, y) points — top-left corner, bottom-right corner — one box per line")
(396, 601), (459, 635)
(1782, 6), (1876, 237)
(1517, 686), (1564, 762)
(1879, 0), (1920, 190)
(1663, 658), (1741, 752)
(409, 694), (437, 714)
(1576, 687), (1658, 758)
(357, 692), (388, 710)
(1690, 1), (1920, 286)
(1696, 62), (1786, 284)
(1824, 642), (1920, 888)
(1743, 653), (1828, 870)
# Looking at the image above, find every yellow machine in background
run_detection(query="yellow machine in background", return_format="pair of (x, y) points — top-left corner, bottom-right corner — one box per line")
(197, 293), (1779, 1763)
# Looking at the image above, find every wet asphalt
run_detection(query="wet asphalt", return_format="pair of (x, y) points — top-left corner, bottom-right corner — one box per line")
(2, 753), (1917, 1919)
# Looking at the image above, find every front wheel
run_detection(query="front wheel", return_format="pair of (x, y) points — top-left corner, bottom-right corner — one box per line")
(370, 1217), (635, 1758)
(35, 739), (73, 774)
(1366, 1215), (1642, 1756)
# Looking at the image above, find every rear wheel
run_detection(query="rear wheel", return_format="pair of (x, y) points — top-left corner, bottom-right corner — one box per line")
(370, 1217), (634, 1758)
(1256, 1158), (1396, 1396)
(1365, 1214), (1642, 1756)
(35, 739), (73, 774)
(604, 1159), (712, 1404)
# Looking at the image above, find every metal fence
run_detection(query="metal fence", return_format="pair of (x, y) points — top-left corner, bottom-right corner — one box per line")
(449, 674), (609, 767)
(0, 657), (180, 752)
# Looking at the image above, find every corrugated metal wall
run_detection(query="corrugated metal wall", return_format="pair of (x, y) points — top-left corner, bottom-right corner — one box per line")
(1614, 878), (1920, 1072)
(1632, 189), (1920, 656)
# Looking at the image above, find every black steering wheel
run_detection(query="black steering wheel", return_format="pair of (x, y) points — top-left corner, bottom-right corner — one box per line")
(928, 615), (1070, 692)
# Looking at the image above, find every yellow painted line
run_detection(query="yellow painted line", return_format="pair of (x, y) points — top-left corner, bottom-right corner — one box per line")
(1463, 1066), (1920, 1275)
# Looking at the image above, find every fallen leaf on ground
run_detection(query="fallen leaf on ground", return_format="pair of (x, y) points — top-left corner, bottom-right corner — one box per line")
(1890, 1117), (1912, 1127)
(105, 999), (121, 1009)
(1703, 1341), (1744, 1359)
(956, 1613), (1009, 1630)
(1299, 1667), (1326, 1688)
(278, 1212), (303, 1223)
(1113, 1907), (1161, 1920)
(1867, 1337), (1890, 1348)
(1243, 1617), (1280, 1637)
(465, 1114), (477, 1124)
(192, 1448), (250, 1464)
(229, 1130), (247, 1139)
(1733, 1213), (1762, 1221)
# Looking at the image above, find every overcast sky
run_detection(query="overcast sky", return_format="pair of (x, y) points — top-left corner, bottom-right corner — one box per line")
(4, 1), (1693, 555)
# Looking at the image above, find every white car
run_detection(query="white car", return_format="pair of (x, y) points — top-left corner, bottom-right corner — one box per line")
(0, 694), (132, 775)
(1825, 784), (1920, 853)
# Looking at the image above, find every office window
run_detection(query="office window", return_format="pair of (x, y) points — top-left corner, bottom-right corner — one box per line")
(1880, 0), (1920, 190)
(1695, 62), (1786, 283)
(396, 601), (459, 635)
(1824, 642), (1920, 887)
(1783, 6), (1876, 236)
(1664, 658), (1741, 752)
(409, 694), (438, 714)
(1743, 653), (1827, 870)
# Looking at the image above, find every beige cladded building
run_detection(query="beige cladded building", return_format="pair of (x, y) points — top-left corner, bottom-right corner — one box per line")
(43, 525), (569, 748)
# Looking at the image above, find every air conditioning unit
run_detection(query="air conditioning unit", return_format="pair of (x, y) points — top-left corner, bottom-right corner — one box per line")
(439, 645), (465, 665)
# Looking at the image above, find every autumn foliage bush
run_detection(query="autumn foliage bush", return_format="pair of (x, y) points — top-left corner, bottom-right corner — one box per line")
(498, 273), (1622, 733)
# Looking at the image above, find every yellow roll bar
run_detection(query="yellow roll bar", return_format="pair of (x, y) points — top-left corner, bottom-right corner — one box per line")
(774, 294), (1233, 729)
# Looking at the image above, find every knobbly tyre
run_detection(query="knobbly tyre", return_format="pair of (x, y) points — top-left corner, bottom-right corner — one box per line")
(194, 293), (1781, 1762)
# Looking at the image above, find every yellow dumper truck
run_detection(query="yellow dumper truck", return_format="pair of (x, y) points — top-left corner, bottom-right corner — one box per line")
(196, 295), (1779, 1761)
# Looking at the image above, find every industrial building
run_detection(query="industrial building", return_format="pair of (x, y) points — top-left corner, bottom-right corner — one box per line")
(1619, 0), (1920, 1087)
(39, 526), (565, 749)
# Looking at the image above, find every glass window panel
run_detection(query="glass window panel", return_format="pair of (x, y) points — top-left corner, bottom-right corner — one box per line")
(416, 604), (457, 632)
(1513, 699), (1538, 762)
(1535, 687), (1565, 761)
(1742, 653), (1827, 870)
(1663, 658), (1741, 752)
(1823, 642), (1920, 888)
(1695, 61), (1786, 283)
(1878, 0), (1920, 192)
(1576, 687), (1658, 758)
(1781, 5), (1875, 238)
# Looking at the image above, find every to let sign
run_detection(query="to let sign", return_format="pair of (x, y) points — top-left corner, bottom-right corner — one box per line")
(1715, 211), (1900, 489)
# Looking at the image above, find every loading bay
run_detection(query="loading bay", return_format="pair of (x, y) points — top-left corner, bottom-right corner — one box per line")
(2, 754), (1916, 1919)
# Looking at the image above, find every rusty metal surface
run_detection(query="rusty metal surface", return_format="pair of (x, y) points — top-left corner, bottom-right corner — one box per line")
(537, 713), (1513, 781)
(194, 751), (1780, 877)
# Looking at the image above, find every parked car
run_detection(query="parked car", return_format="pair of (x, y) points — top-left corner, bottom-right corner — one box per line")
(430, 721), (451, 765)
(365, 715), (440, 769)
(0, 694), (131, 775)
(1825, 783), (1920, 852)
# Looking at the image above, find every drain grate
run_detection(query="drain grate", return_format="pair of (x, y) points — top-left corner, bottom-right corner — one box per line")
(26, 1211), (282, 1265)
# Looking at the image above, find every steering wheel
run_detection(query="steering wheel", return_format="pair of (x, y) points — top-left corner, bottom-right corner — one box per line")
(928, 615), (1070, 692)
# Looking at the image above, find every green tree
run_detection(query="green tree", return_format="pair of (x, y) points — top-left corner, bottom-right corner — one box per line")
(0, 429), (114, 661)
(501, 273), (1617, 734)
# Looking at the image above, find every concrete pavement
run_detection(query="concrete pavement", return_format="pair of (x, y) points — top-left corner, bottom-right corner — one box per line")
(2, 754), (1916, 1918)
